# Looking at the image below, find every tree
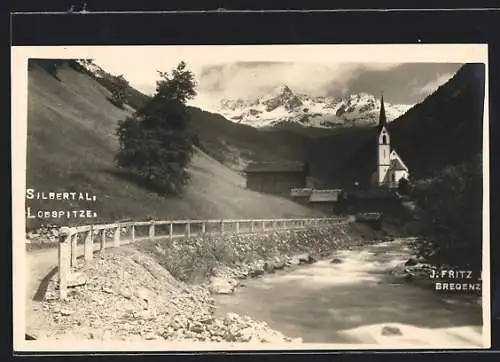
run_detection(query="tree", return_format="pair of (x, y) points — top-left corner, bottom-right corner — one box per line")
(397, 176), (412, 196)
(115, 61), (197, 195)
(411, 154), (482, 273)
(109, 74), (130, 108)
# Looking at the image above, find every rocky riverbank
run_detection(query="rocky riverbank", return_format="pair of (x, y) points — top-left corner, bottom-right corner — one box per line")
(37, 248), (301, 343)
(33, 223), (384, 343)
(388, 241), (482, 306)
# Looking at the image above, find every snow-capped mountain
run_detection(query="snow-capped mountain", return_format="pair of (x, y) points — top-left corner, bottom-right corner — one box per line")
(199, 84), (413, 128)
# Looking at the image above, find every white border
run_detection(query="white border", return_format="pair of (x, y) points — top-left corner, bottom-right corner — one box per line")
(11, 44), (490, 352)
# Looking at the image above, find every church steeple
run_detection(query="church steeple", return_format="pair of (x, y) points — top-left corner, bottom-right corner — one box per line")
(379, 94), (387, 127)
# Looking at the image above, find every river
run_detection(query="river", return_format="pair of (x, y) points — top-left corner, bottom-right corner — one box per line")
(214, 238), (485, 348)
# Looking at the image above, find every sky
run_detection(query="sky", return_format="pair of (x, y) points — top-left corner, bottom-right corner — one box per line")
(90, 49), (464, 107)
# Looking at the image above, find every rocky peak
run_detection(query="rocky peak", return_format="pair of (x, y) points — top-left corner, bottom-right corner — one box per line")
(261, 84), (303, 112)
(206, 88), (412, 129)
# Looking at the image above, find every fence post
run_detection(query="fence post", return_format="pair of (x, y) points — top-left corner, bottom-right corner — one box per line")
(185, 222), (191, 238)
(131, 225), (135, 242)
(84, 228), (93, 261)
(70, 232), (78, 267)
(272, 220), (277, 231)
(262, 221), (266, 232)
(235, 221), (240, 234)
(201, 222), (206, 234)
(250, 221), (254, 233)
(114, 225), (120, 248)
(58, 227), (73, 300)
(169, 223), (173, 240)
(100, 229), (106, 256)
(220, 220), (225, 236)
(149, 221), (155, 239)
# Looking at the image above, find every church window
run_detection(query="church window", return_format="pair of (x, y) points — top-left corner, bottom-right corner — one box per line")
(382, 135), (387, 144)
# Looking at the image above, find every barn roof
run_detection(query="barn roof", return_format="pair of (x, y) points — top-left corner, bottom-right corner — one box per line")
(290, 188), (313, 197)
(244, 161), (308, 173)
(309, 189), (343, 202)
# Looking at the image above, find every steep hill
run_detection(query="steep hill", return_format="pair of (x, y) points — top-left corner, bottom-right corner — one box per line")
(25, 61), (324, 230)
(308, 63), (486, 187)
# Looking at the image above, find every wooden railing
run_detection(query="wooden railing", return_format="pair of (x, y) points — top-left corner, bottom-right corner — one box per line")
(56, 217), (347, 299)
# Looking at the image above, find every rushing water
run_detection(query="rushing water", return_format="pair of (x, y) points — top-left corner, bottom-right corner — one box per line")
(214, 239), (484, 348)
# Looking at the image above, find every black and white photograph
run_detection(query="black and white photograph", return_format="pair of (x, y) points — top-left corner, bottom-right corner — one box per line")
(12, 44), (490, 351)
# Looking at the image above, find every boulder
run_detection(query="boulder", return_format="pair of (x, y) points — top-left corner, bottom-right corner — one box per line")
(390, 263), (410, 278)
(263, 261), (275, 273)
(298, 253), (316, 265)
(417, 255), (427, 263)
(330, 258), (343, 264)
(286, 256), (301, 267)
(67, 272), (87, 288)
(404, 257), (419, 266)
(248, 261), (265, 277)
(272, 256), (286, 270)
(208, 276), (236, 295)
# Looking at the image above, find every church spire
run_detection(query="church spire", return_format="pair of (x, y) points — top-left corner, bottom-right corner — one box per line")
(379, 93), (387, 127)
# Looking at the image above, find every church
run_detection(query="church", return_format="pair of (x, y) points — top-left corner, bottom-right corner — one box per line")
(371, 95), (410, 188)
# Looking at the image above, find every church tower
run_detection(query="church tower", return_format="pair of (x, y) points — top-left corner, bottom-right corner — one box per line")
(377, 95), (391, 185)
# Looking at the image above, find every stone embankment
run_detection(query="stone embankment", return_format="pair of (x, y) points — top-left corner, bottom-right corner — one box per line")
(38, 249), (302, 343)
(33, 223), (389, 342)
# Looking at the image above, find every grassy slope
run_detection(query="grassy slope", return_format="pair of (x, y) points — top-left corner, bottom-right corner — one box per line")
(26, 64), (324, 229)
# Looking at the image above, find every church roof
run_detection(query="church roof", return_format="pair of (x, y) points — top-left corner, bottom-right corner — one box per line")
(389, 157), (408, 171)
(379, 95), (387, 127)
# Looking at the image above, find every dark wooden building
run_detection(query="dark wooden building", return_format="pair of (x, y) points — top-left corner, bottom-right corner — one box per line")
(244, 161), (309, 195)
(308, 189), (345, 213)
(336, 187), (403, 215)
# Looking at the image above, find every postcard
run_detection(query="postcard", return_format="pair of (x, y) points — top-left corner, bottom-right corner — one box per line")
(12, 43), (490, 351)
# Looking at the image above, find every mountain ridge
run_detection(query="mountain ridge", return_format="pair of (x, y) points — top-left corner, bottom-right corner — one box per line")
(198, 85), (412, 129)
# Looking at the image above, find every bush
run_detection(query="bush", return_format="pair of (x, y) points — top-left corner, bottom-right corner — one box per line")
(397, 177), (413, 196)
(411, 154), (482, 272)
